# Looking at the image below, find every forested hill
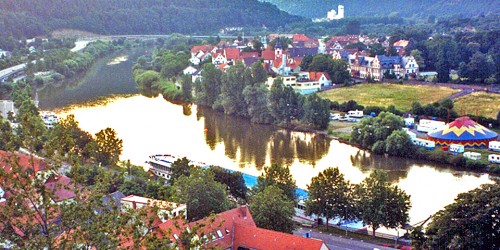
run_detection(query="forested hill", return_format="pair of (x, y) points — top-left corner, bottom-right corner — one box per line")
(260, 0), (499, 19)
(0, 0), (304, 38)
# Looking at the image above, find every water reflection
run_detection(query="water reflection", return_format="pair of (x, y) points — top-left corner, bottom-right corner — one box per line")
(198, 107), (330, 170)
(38, 47), (147, 110)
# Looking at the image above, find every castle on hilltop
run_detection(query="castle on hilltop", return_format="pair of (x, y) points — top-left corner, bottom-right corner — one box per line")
(327, 5), (344, 20)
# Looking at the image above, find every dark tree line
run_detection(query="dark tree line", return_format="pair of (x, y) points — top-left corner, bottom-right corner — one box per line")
(194, 61), (331, 130)
(0, 0), (305, 39)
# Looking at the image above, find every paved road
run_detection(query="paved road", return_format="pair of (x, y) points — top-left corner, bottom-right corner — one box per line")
(294, 228), (398, 250)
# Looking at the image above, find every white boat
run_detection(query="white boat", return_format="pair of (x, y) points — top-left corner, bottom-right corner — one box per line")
(40, 111), (58, 128)
(145, 154), (206, 181)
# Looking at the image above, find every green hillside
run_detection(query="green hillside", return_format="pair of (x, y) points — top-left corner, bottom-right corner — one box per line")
(260, 0), (499, 19)
(0, 0), (305, 38)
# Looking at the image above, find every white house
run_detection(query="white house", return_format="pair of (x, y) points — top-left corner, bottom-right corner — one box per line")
(121, 195), (187, 222)
(402, 56), (419, 75)
(183, 66), (198, 75)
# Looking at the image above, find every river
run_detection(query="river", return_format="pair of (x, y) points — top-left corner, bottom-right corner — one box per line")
(38, 47), (494, 231)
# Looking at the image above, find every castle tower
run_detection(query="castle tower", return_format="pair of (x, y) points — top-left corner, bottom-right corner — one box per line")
(338, 5), (344, 19)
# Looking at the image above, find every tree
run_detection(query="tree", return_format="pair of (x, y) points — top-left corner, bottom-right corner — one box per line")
(171, 168), (234, 221)
(410, 49), (426, 70)
(356, 170), (411, 237)
(250, 185), (295, 233)
(256, 163), (297, 203)
(135, 70), (160, 89)
(243, 83), (273, 124)
(384, 130), (415, 157)
(93, 128), (123, 166)
(210, 166), (247, 201)
(197, 63), (222, 108)
(423, 182), (499, 249)
(220, 61), (251, 117)
(180, 74), (192, 102)
(302, 93), (331, 129)
(251, 61), (267, 84)
(350, 112), (405, 149)
(369, 43), (386, 56)
(169, 157), (193, 184)
(305, 167), (355, 229)
(330, 59), (351, 84)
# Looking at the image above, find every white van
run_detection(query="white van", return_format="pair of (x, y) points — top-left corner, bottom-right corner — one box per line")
(489, 141), (500, 152)
(463, 152), (481, 160)
(489, 154), (500, 164)
(449, 144), (464, 154)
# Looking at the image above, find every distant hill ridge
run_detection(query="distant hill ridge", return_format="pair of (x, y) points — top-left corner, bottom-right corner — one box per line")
(260, 0), (500, 19)
(0, 0), (305, 38)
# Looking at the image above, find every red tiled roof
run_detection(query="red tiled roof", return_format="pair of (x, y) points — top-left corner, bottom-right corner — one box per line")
(0, 150), (50, 173)
(261, 49), (275, 60)
(233, 224), (328, 250)
(156, 206), (255, 249)
(224, 48), (240, 61)
(293, 34), (311, 42)
(393, 40), (409, 47)
(44, 175), (80, 202)
(191, 45), (214, 54)
(240, 52), (259, 59)
(309, 72), (330, 81)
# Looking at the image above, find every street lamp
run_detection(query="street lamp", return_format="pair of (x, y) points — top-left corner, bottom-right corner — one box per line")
(344, 205), (348, 236)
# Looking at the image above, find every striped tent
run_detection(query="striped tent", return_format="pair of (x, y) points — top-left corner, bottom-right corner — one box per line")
(427, 116), (498, 148)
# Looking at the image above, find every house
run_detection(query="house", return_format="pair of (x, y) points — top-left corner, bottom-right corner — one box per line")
(266, 72), (329, 95)
(393, 40), (409, 56)
(154, 206), (329, 250)
(120, 195), (187, 222)
(44, 174), (82, 204)
(0, 100), (16, 119)
(0, 50), (12, 59)
(348, 53), (419, 81)
(298, 72), (332, 87)
(182, 66), (198, 75)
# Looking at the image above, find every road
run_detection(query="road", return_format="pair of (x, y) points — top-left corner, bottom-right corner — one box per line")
(0, 40), (92, 80)
(294, 228), (400, 250)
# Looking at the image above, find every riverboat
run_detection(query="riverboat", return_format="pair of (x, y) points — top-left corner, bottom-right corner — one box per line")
(146, 154), (206, 181)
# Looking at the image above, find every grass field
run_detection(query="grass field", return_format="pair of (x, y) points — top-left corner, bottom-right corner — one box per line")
(318, 83), (459, 111)
(453, 92), (500, 119)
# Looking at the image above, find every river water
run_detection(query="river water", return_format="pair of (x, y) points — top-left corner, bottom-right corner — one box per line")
(38, 47), (494, 230)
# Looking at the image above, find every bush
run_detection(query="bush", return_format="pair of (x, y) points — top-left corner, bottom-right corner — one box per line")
(464, 159), (488, 169)
(446, 154), (466, 167)
(371, 140), (386, 154)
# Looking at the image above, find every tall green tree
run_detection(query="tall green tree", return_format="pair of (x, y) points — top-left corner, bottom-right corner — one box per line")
(350, 112), (405, 149)
(197, 63), (222, 108)
(243, 83), (273, 124)
(302, 93), (331, 130)
(256, 163), (297, 202)
(423, 182), (499, 250)
(355, 170), (411, 237)
(251, 61), (267, 84)
(250, 185), (295, 234)
(181, 74), (193, 102)
(384, 130), (415, 157)
(305, 167), (355, 229)
(93, 128), (123, 166)
(210, 166), (247, 201)
(171, 168), (234, 221)
(169, 157), (193, 184)
(220, 61), (251, 117)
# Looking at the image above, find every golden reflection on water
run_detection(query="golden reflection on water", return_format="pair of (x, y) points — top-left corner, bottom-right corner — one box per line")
(57, 94), (494, 225)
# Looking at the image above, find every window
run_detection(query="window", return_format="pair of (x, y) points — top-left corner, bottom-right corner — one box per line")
(217, 230), (224, 238)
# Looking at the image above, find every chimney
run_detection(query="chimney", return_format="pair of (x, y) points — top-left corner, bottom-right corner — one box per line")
(240, 205), (247, 219)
